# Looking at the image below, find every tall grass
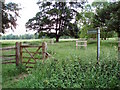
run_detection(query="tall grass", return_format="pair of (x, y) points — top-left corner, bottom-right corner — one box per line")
(2, 40), (120, 88)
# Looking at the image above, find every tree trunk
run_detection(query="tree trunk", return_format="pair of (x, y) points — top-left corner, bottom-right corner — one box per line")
(104, 37), (106, 40)
(55, 10), (59, 42)
(56, 35), (59, 42)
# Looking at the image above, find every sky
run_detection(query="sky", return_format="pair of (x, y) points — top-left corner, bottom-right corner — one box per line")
(5, 0), (39, 35)
(4, 0), (95, 35)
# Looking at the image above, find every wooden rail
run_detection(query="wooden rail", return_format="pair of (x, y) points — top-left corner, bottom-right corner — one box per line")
(1, 46), (16, 65)
(2, 62), (16, 64)
(21, 45), (42, 48)
(0, 47), (16, 51)
(2, 54), (16, 57)
(1, 42), (49, 69)
(2, 57), (16, 61)
(76, 40), (87, 49)
(22, 61), (36, 64)
(22, 51), (42, 54)
(23, 56), (40, 59)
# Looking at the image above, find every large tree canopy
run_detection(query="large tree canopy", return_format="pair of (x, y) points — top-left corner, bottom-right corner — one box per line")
(76, 4), (95, 38)
(92, 1), (120, 34)
(1, 2), (21, 33)
(26, 1), (86, 42)
(76, 1), (116, 39)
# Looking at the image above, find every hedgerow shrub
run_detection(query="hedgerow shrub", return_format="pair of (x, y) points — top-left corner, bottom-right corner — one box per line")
(14, 55), (120, 89)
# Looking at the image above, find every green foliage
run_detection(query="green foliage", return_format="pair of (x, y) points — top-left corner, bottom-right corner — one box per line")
(76, 4), (96, 38)
(26, 1), (86, 42)
(16, 64), (26, 74)
(92, 1), (120, 34)
(1, 34), (39, 40)
(14, 56), (119, 88)
(2, 2), (21, 33)
(79, 24), (96, 38)
(77, 2), (116, 39)
(100, 30), (117, 40)
(2, 40), (119, 88)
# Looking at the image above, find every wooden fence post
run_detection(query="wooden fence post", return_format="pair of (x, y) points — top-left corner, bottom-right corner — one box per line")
(42, 42), (47, 60)
(16, 42), (20, 66)
(50, 39), (54, 44)
(84, 41), (87, 49)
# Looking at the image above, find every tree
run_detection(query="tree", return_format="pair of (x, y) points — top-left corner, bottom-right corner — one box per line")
(2, 2), (21, 33)
(76, 4), (95, 38)
(92, 1), (120, 50)
(26, 1), (86, 42)
(76, 1), (115, 39)
(1, 34), (39, 40)
(91, 1), (115, 40)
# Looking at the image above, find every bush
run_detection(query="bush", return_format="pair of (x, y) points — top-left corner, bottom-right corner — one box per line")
(14, 56), (120, 88)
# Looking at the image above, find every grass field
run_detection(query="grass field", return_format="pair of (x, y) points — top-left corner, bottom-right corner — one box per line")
(1, 39), (120, 88)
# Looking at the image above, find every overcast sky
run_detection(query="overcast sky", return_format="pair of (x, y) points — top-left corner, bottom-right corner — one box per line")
(4, 0), (94, 35)
(5, 0), (39, 35)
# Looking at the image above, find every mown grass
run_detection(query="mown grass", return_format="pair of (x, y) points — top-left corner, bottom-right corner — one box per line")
(1, 39), (120, 89)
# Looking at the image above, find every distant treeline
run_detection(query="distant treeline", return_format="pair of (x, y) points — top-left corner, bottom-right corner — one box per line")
(0, 33), (73, 40)
(1, 34), (39, 40)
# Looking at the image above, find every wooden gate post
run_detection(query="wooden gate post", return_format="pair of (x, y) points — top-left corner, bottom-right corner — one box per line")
(42, 42), (47, 60)
(16, 42), (20, 66)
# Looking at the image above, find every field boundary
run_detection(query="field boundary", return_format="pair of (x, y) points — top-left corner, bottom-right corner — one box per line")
(0, 42), (49, 68)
